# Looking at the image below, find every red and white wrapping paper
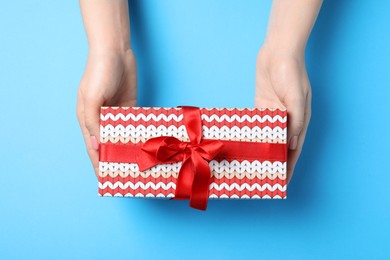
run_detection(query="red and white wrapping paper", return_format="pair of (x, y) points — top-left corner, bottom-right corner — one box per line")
(98, 107), (287, 210)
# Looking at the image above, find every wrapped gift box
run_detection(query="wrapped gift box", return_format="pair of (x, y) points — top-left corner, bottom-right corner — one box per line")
(98, 106), (287, 210)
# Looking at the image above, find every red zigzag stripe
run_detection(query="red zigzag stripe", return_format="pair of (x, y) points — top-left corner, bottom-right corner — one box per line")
(100, 118), (286, 129)
(101, 107), (287, 117)
(100, 108), (287, 129)
(98, 176), (286, 186)
(98, 187), (286, 198)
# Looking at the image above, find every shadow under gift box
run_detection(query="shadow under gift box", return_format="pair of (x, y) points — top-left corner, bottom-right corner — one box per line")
(98, 107), (287, 210)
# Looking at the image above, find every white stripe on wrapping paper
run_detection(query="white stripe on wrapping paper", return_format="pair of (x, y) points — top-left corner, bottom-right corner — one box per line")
(101, 113), (287, 123)
(203, 114), (286, 123)
(99, 193), (176, 198)
(209, 194), (283, 199)
(100, 193), (284, 199)
(99, 181), (176, 190)
(98, 181), (286, 192)
(99, 161), (287, 174)
(208, 183), (285, 191)
(102, 107), (284, 112)
(100, 125), (286, 140)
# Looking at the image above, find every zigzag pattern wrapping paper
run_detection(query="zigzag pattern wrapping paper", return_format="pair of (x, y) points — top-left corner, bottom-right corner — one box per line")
(98, 107), (287, 199)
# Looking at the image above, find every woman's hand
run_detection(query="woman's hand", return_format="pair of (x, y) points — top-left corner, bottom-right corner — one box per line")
(77, 50), (137, 177)
(255, 0), (322, 183)
(255, 46), (311, 183)
(77, 0), (135, 177)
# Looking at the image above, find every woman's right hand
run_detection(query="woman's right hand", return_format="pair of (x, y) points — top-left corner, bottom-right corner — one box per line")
(76, 49), (137, 178)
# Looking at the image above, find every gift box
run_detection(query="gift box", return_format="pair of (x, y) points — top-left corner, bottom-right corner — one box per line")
(98, 106), (287, 210)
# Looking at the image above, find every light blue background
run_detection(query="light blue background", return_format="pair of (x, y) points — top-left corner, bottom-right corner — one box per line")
(1, 0), (389, 259)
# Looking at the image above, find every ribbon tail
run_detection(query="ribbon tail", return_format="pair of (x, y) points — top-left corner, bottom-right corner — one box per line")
(173, 156), (194, 200)
(189, 152), (212, 211)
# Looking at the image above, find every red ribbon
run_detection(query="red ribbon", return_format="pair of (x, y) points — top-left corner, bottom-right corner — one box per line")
(99, 106), (287, 210)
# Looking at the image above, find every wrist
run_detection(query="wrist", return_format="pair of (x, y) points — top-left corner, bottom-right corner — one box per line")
(88, 45), (133, 59)
(258, 43), (306, 69)
(261, 40), (305, 60)
(85, 48), (135, 75)
(88, 40), (131, 55)
(256, 45), (307, 87)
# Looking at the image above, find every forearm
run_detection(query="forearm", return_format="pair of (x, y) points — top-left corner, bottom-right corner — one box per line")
(80, 0), (131, 54)
(263, 0), (323, 56)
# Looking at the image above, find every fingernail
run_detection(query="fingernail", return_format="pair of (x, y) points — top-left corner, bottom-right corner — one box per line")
(90, 136), (99, 151)
(289, 136), (298, 150)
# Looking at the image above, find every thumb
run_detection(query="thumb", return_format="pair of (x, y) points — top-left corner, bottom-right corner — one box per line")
(84, 93), (104, 149)
(285, 94), (306, 150)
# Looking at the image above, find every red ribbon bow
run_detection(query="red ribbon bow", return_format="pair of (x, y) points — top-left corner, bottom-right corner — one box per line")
(136, 106), (223, 210)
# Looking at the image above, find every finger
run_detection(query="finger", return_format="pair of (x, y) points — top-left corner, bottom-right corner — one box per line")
(285, 92), (306, 150)
(77, 88), (100, 178)
(287, 91), (312, 183)
(83, 90), (104, 143)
